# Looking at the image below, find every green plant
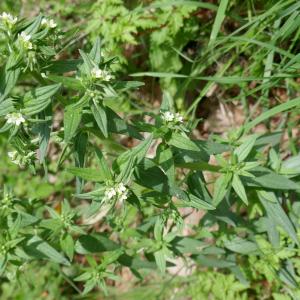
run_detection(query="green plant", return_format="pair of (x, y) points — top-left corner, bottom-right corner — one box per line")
(0, 6), (300, 300)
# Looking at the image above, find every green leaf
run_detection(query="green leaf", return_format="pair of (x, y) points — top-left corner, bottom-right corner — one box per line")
(258, 191), (299, 245)
(0, 98), (14, 116)
(209, 0), (229, 45)
(232, 174), (248, 205)
(234, 134), (257, 162)
(134, 159), (171, 194)
(89, 37), (102, 64)
(188, 194), (215, 210)
(95, 147), (112, 180)
(75, 234), (120, 254)
(22, 84), (61, 116)
(45, 59), (82, 73)
(64, 104), (82, 142)
(24, 14), (42, 35)
(68, 167), (106, 182)
(60, 234), (74, 261)
(244, 97), (300, 133)
(22, 235), (70, 265)
(244, 169), (300, 190)
(154, 249), (166, 273)
(225, 237), (258, 254)
(48, 75), (84, 91)
(213, 173), (231, 206)
(0, 55), (21, 100)
(91, 101), (108, 138)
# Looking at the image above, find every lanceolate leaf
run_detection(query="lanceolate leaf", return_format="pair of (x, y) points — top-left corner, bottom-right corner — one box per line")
(232, 174), (248, 205)
(91, 101), (108, 138)
(68, 167), (106, 182)
(258, 191), (299, 245)
(64, 104), (82, 142)
(22, 84), (61, 116)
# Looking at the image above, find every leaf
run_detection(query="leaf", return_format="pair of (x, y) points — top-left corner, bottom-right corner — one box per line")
(44, 59), (82, 73)
(35, 106), (52, 163)
(0, 55), (21, 100)
(106, 107), (143, 139)
(113, 81), (144, 92)
(258, 191), (299, 245)
(75, 234), (120, 254)
(68, 167), (106, 182)
(22, 84), (61, 116)
(209, 0), (229, 45)
(0, 98), (14, 116)
(24, 14), (42, 35)
(188, 193), (215, 210)
(79, 49), (95, 74)
(213, 173), (231, 206)
(60, 234), (74, 261)
(225, 237), (258, 254)
(64, 104), (82, 142)
(234, 134), (257, 162)
(244, 169), (300, 190)
(154, 249), (166, 273)
(160, 91), (173, 111)
(91, 101), (108, 138)
(95, 147), (112, 180)
(171, 237), (207, 254)
(134, 159), (171, 194)
(232, 174), (248, 205)
(89, 37), (102, 64)
(22, 235), (70, 265)
(48, 75), (84, 91)
(244, 97), (300, 133)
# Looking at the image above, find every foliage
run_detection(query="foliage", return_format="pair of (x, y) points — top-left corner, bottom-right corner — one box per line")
(0, 1), (300, 299)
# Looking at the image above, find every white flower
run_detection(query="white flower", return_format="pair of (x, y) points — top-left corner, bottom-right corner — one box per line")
(104, 187), (117, 200)
(5, 112), (25, 126)
(175, 113), (184, 123)
(18, 32), (33, 50)
(90, 67), (112, 81)
(0, 12), (18, 26)
(116, 183), (127, 194)
(8, 150), (35, 167)
(161, 111), (175, 122)
(104, 182), (128, 202)
(119, 193), (128, 202)
(8, 151), (21, 166)
(41, 18), (57, 29)
(161, 111), (184, 123)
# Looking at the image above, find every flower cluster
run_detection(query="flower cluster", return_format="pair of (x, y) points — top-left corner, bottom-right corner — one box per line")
(161, 111), (183, 123)
(104, 183), (128, 202)
(8, 151), (35, 167)
(41, 18), (57, 29)
(0, 12), (18, 28)
(5, 112), (25, 126)
(18, 32), (33, 50)
(91, 67), (112, 81)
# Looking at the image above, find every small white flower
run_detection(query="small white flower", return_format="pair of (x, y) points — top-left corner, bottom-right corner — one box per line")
(119, 193), (128, 202)
(175, 113), (184, 123)
(104, 187), (117, 200)
(5, 112), (25, 126)
(161, 111), (184, 124)
(116, 183), (127, 194)
(0, 12), (18, 26)
(104, 182), (128, 203)
(8, 151), (21, 165)
(18, 32), (33, 50)
(41, 18), (57, 29)
(161, 111), (175, 122)
(90, 67), (112, 81)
